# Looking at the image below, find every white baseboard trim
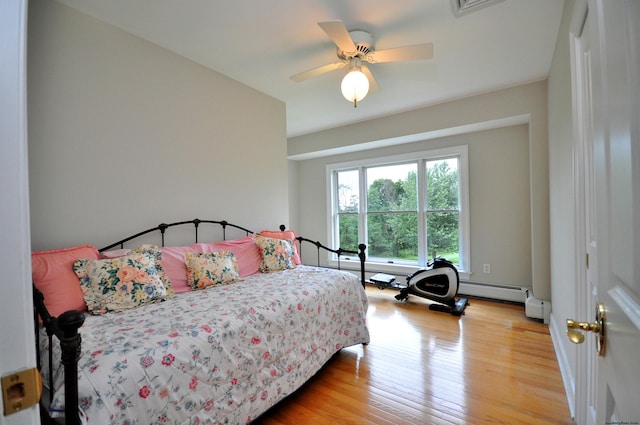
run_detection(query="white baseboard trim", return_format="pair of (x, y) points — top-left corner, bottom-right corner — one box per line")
(549, 311), (576, 419)
(458, 281), (526, 303)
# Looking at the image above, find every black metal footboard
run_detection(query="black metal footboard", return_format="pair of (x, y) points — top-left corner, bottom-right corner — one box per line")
(283, 225), (367, 287)
(34, 287), (84, 424)
(33, 219), (366, 425)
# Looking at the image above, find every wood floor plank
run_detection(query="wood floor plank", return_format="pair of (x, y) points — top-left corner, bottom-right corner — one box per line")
(255, 287), (573, 424)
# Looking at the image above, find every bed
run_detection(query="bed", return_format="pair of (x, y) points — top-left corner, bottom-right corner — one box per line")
(32, 219), (369, 425)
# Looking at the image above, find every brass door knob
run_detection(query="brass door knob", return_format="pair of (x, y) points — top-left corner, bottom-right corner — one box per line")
(566, 303), (606, 356)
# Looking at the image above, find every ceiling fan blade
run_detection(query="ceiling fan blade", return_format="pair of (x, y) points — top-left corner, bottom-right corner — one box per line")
(361, 65), (380, 93)
(290, 62), (346, 82)
(366, 43), (433, 63)
(318, 20), (357, 55)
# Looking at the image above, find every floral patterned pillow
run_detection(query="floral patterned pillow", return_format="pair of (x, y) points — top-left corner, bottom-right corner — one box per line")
(73, 247), (168, 315)
(130, 245), (175, 298)
(252, 234), (297, 273)
(185, 251), (240, 290)
(98, 245), (176, 298)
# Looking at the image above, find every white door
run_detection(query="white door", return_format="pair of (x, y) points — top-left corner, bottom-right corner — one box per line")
(588, 0), (640, 422)
(0, 0), (40, 424)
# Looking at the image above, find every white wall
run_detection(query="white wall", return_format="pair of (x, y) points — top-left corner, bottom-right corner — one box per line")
(287, 160), (299, 232)
(289, 82), (549, 299)
(27, 0), (288, 250)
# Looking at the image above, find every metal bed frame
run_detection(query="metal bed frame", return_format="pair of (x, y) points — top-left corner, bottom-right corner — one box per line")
(33, 218), (366, 424)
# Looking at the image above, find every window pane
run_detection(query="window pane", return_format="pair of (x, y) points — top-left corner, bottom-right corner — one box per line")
(426, 158), (459, 210)
(426, 211), (460, 264)
(338, 213), (359, 251)
(367, 164), (417, 212)
(337, 170), (359, 213)
(367, 212), (418, 261)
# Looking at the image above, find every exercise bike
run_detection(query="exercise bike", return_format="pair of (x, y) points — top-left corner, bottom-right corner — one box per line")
(370, 257), (469, 316)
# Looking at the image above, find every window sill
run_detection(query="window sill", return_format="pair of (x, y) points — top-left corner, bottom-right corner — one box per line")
(327, 259), (470, 281)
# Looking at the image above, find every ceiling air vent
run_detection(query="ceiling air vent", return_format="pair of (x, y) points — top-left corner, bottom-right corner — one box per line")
(451, 0), (506, 17)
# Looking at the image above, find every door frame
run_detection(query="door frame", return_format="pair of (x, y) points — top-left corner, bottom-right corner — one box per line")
(0, 0), (39, 424)
(569, 0), (598, 423)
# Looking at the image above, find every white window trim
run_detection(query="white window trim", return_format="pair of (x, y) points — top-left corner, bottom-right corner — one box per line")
(326, 145), (470, 279)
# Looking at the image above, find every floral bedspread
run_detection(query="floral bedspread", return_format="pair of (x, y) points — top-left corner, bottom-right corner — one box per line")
(40, 266), (370, 424)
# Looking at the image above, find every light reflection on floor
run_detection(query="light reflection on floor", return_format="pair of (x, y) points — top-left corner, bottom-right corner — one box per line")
(349, 291), (467, 416)
(261, 288), (572, 424)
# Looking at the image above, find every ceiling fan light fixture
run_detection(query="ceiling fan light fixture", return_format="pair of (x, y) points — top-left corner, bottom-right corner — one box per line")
(341, 59), (369, 108)
(291, 20), (432, 107)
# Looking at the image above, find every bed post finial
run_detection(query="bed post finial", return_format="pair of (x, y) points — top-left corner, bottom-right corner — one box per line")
(220, 220), (228, 240)
(279, 224), (286, 231)
(358, 244), (367, 287)
(193, 219), (201, 242)
(158, 223), (169, 247)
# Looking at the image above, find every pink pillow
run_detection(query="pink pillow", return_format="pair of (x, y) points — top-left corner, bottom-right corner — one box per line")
(32, 244), (100, 317)
(193, 236), (261, 277)
(160, 245), (201, 293)
(259, 230), (301, 265)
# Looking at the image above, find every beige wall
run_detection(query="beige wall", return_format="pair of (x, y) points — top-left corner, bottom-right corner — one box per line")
(289, 82), (550, 298)
(28, 0), (288, 251)
(26, 0), (552, 301)
(294, 125), (532, 288)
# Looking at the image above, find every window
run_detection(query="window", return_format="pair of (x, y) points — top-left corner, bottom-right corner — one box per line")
(327, 146), (470, 273)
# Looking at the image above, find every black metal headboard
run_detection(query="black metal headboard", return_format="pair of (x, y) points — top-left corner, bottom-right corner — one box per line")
(97, 219), (367, 284)
(99, 219), (253, 251)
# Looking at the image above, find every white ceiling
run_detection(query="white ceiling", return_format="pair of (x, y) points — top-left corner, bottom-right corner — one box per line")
(55, 0), (564, 137)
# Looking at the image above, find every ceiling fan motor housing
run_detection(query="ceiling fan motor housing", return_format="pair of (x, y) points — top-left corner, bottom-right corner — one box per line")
(338, 30), (374, 60)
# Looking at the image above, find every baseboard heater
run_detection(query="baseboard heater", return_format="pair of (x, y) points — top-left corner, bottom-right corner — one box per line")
(459, 281), (550, 323)
(459, 280), (526, 303)
(523, 288), (551, 323)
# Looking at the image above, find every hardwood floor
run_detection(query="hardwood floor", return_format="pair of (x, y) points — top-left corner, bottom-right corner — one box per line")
(256, 286), (573, 425)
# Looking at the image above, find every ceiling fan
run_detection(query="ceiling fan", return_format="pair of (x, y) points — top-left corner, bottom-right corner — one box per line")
(290, 20), (433, 107)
